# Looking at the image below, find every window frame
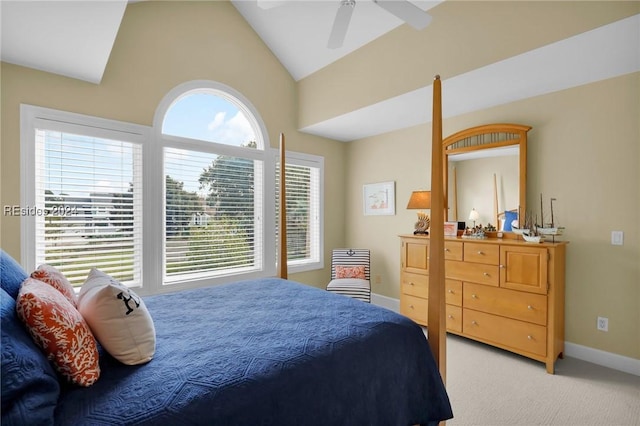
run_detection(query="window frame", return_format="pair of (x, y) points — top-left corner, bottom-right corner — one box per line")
(20, 104), (150, 287)
(274, 149), (324, 274)
(20, 81), (324, 295)
(153, 81), (275, 293)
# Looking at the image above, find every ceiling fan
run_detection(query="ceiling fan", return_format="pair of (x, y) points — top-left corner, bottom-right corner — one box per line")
(328, 0), (432, 49)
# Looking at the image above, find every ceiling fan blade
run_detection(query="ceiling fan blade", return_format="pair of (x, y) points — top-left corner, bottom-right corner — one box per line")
(373, 0), (432, 30)
(327, 0), (355, 49)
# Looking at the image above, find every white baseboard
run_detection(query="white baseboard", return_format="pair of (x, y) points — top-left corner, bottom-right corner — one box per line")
(371, 292), (639, 377)
(371, 292), (399, 312)
(564, 342), (640, 376)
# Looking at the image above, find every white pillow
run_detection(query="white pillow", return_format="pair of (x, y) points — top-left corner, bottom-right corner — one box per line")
(78, 268), (155, 365)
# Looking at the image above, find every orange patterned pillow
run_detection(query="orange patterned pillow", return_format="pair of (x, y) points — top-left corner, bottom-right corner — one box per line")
(335, 265), (366, 280)
(31, 264), (77, 307)
(16, 278), (100, 387)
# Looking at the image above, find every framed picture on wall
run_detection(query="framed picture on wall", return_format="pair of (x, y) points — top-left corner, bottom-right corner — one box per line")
(363, 181), (395, 216)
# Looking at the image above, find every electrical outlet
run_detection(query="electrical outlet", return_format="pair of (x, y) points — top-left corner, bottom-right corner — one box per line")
(611, 231), (624, 246)
(597, 316), (608, 332)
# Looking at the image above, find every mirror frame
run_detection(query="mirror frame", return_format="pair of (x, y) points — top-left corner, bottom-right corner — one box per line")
(442, 123), (531, 231)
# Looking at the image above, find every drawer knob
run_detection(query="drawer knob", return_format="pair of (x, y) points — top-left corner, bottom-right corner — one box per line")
(527, 335), (533, 340)
(410, 305), (414, 309)
(527, 305), (533, 310)
(471, 320), (478, 325)
(448, 289), (454, 294)
(444, 248), (450, 252)
(409, 282), (415, 286)
(448, 315), (454, 319)
(471, 294), (477, 299)
(499, 264), (505, 269)
(477, 250), (484, 255)
(483, 272), (489, 276)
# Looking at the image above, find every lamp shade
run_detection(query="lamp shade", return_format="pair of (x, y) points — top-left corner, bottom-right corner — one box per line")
(469, 208), (480, 221)
(406, 191), (431, 209)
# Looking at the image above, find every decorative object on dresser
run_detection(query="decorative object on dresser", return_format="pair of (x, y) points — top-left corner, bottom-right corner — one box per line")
(536, 194), (565, 242)
(399, 235), (568, 373)
(468, 208), (480, 228)
(522, 234), (542, 243)
(444, 222), (458, 237)
(512, 195), (565, 243)
(406, 190), (432, 234)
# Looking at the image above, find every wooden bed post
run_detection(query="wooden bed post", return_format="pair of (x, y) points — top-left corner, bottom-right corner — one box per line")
(428, 75), (446, 382)
(278, 133), (288, 279)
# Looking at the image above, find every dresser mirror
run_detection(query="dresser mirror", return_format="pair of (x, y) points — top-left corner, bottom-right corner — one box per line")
(442, 124), (531, 232)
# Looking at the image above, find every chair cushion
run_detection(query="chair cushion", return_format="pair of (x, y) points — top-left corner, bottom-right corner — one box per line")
(326, 279), (371, 303)
(327, 278), (370, 290)
(1, 288), (60, 424)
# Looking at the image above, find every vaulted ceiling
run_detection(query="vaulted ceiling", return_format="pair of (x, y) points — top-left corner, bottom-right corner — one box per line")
(1, 1), (638, 141)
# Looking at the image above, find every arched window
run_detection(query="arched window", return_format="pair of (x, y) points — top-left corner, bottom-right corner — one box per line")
(162, 91), (262, 148)
(155, 82), (272, 285)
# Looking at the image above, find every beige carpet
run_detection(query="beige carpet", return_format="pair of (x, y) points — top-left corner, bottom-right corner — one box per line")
(439, 333), (640, 426)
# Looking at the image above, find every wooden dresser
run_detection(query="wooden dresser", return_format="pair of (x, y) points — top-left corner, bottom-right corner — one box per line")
(400, 234), (567, 373)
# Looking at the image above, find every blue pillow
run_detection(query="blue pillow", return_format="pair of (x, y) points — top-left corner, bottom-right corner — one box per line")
(1, 288), (60, 426)
(503, 210), (519, 231)
(1, 250), (28, 300)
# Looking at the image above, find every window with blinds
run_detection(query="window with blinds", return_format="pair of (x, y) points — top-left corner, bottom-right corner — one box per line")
(161, 88), (270, 284)
(21, 82), (324, 293)
(33, 128), (143, 287)
(276, 157), (321, 269)
(164, 146), (264, 282)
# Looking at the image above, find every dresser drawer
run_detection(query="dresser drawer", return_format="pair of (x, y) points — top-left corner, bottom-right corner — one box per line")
(463, 309), (547, 357)
(464, 242), (499, 265)
(446, 260), (499, 287)
(445, 279), (462, 306)
(446, 305), (462, 333)
(463, 282), (547, 325)
(401, 272), (428, 298)
(444, 241), (463, 260)
(400, 294), (428, 325)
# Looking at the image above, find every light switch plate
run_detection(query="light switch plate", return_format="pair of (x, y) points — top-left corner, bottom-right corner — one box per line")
(611, 231), (624, 246)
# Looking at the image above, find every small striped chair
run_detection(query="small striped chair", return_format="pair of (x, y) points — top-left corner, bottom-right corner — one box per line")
(326, 249), (371, 303)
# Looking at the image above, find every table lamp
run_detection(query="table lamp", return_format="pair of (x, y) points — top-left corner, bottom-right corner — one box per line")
(469, 208), (480, 228)
(406, 191), (431, 234)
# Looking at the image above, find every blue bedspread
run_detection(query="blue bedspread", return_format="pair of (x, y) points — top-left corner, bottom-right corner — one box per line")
(54, 278), (452, 425)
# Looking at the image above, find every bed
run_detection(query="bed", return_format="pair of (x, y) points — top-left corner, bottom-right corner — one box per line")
(2, 100), (452, 425)
(1, 256), (452, 426)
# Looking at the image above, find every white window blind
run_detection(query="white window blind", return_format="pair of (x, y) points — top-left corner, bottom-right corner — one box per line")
(276, 155), (322, 269)
(164, 147), (264, 282)
(33, 127), (143, 286)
